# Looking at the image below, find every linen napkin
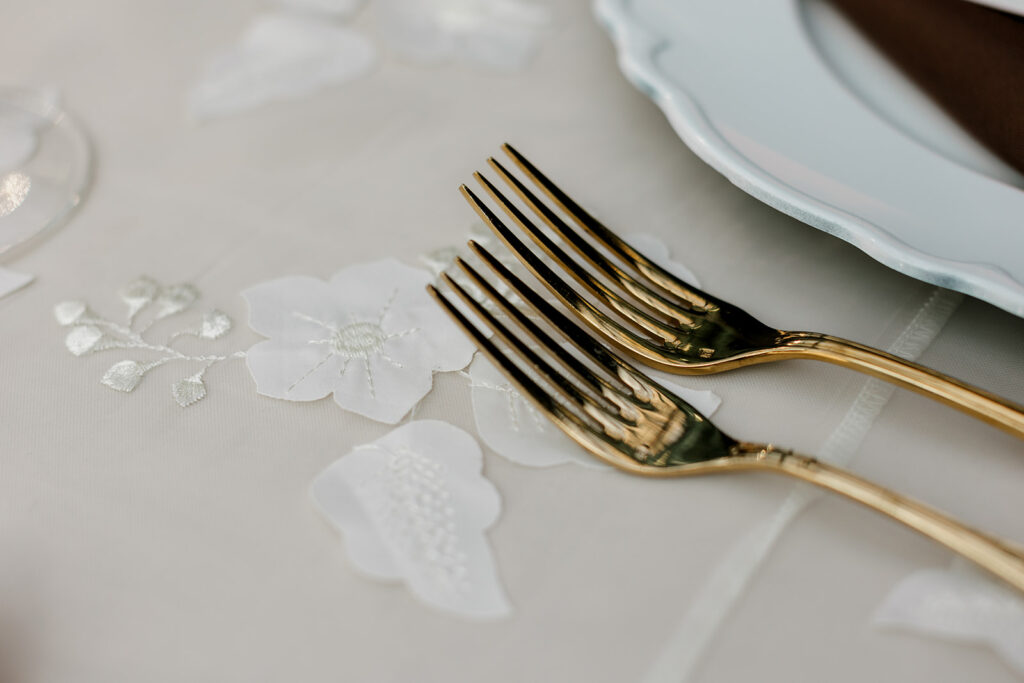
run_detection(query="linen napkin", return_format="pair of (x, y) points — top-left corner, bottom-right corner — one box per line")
(830, 0), (1024, 175)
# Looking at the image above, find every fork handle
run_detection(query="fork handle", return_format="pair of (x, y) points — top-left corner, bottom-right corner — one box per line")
(750, 447), (1024, 592)
(785, 333), (1024, 440)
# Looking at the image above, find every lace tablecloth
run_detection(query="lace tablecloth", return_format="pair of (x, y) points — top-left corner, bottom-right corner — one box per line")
(2, 1), (1024, 681)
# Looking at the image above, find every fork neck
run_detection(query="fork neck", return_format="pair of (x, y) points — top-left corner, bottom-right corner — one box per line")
(777, 332), (1024, 441)
(730, 441), (1024, 594)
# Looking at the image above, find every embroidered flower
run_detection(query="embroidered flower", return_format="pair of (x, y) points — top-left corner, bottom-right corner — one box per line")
(243, 258), (475, 423)
(311, 420), (510, 619)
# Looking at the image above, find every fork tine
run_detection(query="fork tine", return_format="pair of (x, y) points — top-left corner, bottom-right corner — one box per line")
(460, 184), (684, 357)
(485, 156), (696, 324)
(469, 172), (689, 338)
(428, 284), (585, 426)
(467, 240), (661, 403)
(439, 271), (624, 427)
(452, 257), (627, 402)
(427, 284), (636, 466)
(501, 143), (713, 310)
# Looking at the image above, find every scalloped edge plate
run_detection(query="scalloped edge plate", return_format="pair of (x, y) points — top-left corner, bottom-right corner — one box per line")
(595, 0), (1024, 317)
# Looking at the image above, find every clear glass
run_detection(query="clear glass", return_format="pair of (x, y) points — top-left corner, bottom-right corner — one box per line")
(0, 86), (92, 261)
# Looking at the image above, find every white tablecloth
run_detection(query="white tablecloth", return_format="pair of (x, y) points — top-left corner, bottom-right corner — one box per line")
(2, 1), (1023, 681)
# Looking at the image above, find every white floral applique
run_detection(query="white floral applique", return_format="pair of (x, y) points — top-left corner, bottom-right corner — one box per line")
(376, 0), (551, 71)
(55, 276), (244, 407)
(242, 258), (475, 424)
(273, 0), (365, 17)
(187, 1), (551, 121)
(874, 559), (1024, 674)
(310, 420), (510, 619)
(187, 12), (377, 121)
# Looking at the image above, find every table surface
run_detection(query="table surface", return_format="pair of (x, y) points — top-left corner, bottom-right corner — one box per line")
(2, 1), (1024, 681)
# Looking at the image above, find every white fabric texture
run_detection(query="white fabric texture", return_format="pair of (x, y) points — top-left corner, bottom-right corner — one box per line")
(0, 266), (32, 298)
(3, 1), (1024, 681)
(274, 0), (365, 17)
(376, 0), (551, 69)
(187, 12), (376, 120)
(621, 232), (702, 284)
(243, 259), (475, 423)
(310, 420), (510, 619)
(642, 288), (964, 683)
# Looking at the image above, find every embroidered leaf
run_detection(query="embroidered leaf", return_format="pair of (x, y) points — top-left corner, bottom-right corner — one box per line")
(101, 360), (147, 392)
(156, 283), (199, 319)
(54, 300), (88, 326)
(58, 278), (241, 406)
(199, 310), (232, 339)
(172, 373), (207, 407)
(65, 325), (104, 356)
(119, 276), (159, 320)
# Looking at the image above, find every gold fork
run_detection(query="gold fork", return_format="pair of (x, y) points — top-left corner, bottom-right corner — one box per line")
(457, 144), (1024, 440)
(428, 248), (1024, 593)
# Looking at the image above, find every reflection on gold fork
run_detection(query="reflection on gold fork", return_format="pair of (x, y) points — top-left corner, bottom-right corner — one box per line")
(428, 248), (1024, 593)
(458, 144), (1024, 440)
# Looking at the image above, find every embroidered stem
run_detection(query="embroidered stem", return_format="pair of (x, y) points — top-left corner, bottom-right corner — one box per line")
(56, 277), (244, 407)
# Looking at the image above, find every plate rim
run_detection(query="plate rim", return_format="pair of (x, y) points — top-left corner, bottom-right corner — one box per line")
(594, 0), (1024, 317)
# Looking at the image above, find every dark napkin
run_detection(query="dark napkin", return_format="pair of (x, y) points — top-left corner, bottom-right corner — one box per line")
(829, 0), (1024, 175)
